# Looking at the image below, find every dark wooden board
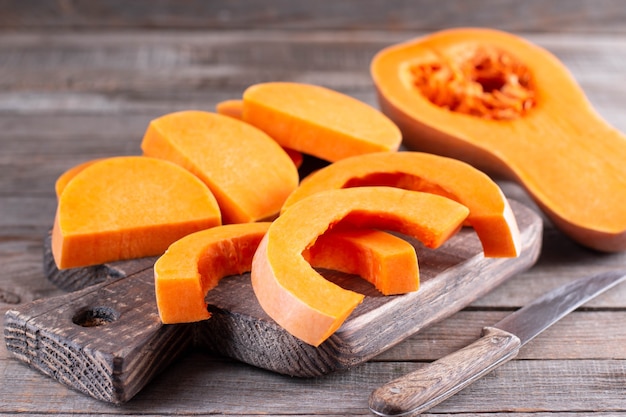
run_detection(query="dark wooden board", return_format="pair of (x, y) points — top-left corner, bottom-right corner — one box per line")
(4, 199), (542, 403)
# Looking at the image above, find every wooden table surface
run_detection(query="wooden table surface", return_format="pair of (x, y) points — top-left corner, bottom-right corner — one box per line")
(2, 1), (626, 416)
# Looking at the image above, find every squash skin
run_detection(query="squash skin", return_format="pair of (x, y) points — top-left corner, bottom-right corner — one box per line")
(251, 187), (469, 346)
(371, 28), (626, 252)
(283, 151), (520, 258)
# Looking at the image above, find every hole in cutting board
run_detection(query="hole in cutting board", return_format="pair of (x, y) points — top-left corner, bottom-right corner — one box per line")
(72, 306), (120, 327)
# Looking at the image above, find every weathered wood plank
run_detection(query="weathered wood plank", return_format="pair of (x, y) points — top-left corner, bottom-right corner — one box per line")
(0, 31), (624, 96)
(1, 353), (625, 414)
(0, 413), (621, 417)
(1, 0), (625, 33)
(375, 310), (626, 361)
(0, 239), (64, 308)
(0, 196), (57, 237)
(0, 32), (623, 147)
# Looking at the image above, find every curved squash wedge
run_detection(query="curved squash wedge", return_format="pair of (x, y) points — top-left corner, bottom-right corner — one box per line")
(371, 28), (626, 252)
(52, 156), (222, 269)
(141, 110), (299, 224)
(155, 222), (271, 324)
(303, 229), (419, 296)
(251, 186), (469, 346)
(283, 151), (520, 257)
(242, 82), (402, 162)
(155, 223), (419, 324)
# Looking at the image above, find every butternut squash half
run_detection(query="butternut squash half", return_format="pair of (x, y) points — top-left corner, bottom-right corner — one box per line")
(251, 186), (469, 346)
(141, 110), (299, 224)
(371, 28), (626, 252)
(52, 156), (222, 269)
(283, 151), (520, 257)
(242, 82), (402, 162)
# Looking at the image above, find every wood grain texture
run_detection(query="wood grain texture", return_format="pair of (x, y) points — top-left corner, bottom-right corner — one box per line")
(1, 8), (626, 414)
(1, 0), (625, 33)
(4, 269), (193, 403)
(2, 353), (625, 414)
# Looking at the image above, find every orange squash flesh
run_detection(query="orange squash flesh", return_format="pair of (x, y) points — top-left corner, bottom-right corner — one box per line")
(251, 186), (469, 346)
(283, 151), (520, 257)
(155, 223), (419, 324)
(215, 99), (304, 169)
(303, 229), (419, 295)
(154, 222), (271, 324)
(52, 156), (222, 269)
(215, 99), (245, 119)
(141, 110), (299, 224)
(371, 28), (626, 252)
(55, 159), (100, 198)
(242, 82), (402, 162)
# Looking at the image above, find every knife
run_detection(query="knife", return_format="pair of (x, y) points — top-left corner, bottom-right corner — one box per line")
(368, 270), (626, 416)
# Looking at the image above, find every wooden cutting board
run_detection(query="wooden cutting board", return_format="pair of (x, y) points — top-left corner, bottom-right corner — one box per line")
(4, 199), (542, 404)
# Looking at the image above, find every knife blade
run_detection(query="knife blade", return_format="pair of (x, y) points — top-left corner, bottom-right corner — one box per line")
(368, 270), (626, 416)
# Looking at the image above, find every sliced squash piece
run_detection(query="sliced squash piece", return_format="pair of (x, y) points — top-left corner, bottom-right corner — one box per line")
(55, 158), (100, 198)
(284, 151), (520, 257)
(371, 27), (626, 252)
(141, 110), (299, 224)
(156, 223), (419, 324)
(251, 186), (469, 346)
(215, 99), (245, 119)
(215, 99), (303, 168)
(155, 222), (271, 324)
(52, 156), (221, 269)
(304, 229), (419, 296)
(242, 82), (402, 162)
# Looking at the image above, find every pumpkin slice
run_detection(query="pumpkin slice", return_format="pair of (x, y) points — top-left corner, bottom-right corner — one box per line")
(52, 156), (221, 270)
(55, 158), (100, 198)
(283, 151), (520, 257)
(215, 99), (303, 168)
(141, 110), (299, 224)
(155, 223), (419, 324)
(304, 229), (419, 295)
(371, 28), (626, 252)
(215, 99), (246, 119)
(242, 82), (402, 162)
(251, 186), (469, 346)
(155, 222), (271, 324)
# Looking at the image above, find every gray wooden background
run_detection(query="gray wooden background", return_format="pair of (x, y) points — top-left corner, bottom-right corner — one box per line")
(2, 1), (626, 416)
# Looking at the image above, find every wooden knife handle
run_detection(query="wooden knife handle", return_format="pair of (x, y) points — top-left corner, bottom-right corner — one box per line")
(368, 326), (521, 416)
